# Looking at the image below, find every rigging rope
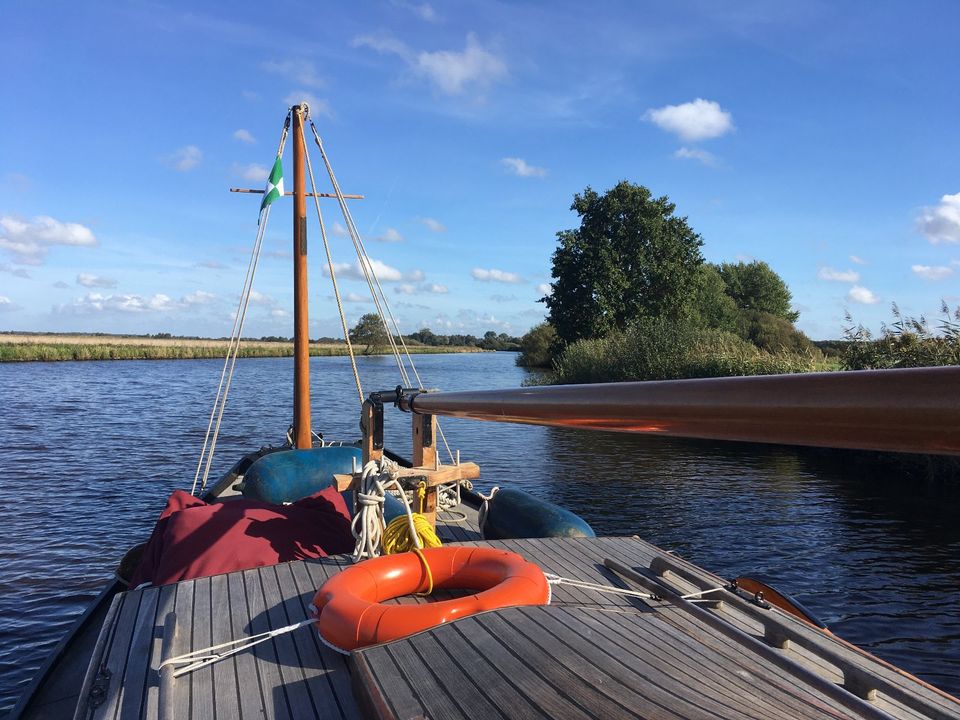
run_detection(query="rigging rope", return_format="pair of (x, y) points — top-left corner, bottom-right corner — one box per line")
(351, 458), (440, 562)
(299, 121), (364, 404)
(192, 113), (292, 495)
(308, 120), (456, 463)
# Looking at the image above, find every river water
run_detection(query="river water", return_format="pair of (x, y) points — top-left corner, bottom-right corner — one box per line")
(1, 352), (958, 712)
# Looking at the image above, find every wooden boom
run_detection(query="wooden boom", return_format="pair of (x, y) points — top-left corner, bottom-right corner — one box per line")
(406, 366), (960, 456)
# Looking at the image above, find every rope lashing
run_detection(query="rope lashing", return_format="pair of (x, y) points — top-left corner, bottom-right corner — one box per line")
(543, 574), (725, 603)
(477, 486), (500, 534)
(158, 569), (727, 678)
(351, 458), (441, 562)
(159, 618), (314, 678)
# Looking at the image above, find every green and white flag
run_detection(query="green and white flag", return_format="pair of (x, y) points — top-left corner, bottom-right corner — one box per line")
(259, 156), (284, 212)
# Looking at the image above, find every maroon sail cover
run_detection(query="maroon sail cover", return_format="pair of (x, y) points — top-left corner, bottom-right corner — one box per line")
(130, 487), (354, 587)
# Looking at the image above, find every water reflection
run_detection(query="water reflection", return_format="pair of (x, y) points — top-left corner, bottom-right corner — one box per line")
(1, 352), (958, 710)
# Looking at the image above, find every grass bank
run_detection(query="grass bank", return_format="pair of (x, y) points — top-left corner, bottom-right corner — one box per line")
(0, 333), (486, 362)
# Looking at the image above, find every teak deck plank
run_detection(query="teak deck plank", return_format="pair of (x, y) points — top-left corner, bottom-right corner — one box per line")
(75, 518), (960, 719)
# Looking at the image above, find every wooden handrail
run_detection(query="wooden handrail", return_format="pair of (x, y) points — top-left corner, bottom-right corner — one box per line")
(408, 366), (960, 456)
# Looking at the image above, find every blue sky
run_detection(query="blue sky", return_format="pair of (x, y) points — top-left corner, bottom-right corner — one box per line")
(1, 0), (958, 340)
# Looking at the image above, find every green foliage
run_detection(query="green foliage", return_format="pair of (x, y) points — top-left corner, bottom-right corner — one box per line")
(716, 261), (799, 322)
(550, 317), (828, 385)
(734, 310), (817, 354)
(842, 302), (960, 370)
(516, 322), (557, 367)
(349, 313), (391, 355)
(687, 264), (740, 331)
(545, 181), (704, 345)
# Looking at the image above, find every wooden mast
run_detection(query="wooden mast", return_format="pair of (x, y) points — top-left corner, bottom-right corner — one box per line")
(291, 105), (312, 449)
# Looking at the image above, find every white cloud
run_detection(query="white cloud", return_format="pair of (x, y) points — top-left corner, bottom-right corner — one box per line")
(233, 129), (256, 144)
(850, 255), (867, 265)
(645, 98), (734, 142)
(183, 290), (216, 304)
(472, 267), (523, 283)
(848, 286), (880, 304)
(395, 282), (448, 296)
(53, 280), (69, 289)
(165, 145), (202, 172)
(270, 308), (288, 318)
(353, 33), (506, 96)
(344, 292), (373, 303)
(263, 59), (324, 88)
(0, 295), (17, 311)
(332, 222), (349, 237)
(77, 272), (117, 288)
(392, 0), (437, 21)
(323, 258), (407, 282)
(420, 217), (446, 233)
(62, 292), (175, 314)
(501, 157), (547, 178)
(537, 283), (551, 295)
(917, 192), (960, 244)
(283, 92), (332, 118)
(374, 227), (404, 243)
(818, 267), (859, 282)
(248, 290), (275, 305)
(911, 264), (954, 281)
(490, 294), (517, 303)
(0, 215), (97, 265)
(674, 147), (716, 165)
(233, 163), (270, 182)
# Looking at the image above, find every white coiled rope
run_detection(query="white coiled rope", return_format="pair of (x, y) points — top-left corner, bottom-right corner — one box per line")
(351, 458), (422, 562)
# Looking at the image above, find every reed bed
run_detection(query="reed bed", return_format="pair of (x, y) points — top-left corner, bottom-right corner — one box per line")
(0, 334), (484, 362)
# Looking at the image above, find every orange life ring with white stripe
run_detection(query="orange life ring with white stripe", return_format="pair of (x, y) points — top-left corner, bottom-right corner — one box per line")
(311, 546), (550, 651)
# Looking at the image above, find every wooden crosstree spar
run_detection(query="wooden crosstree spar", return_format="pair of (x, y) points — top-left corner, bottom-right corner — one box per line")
(404, 366), (960, 456)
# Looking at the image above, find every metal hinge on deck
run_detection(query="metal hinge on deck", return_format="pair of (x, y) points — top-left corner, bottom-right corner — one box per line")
(86, 665), (111, 709)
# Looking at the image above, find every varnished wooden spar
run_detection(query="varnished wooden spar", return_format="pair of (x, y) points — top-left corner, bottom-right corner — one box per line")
(406, 366), (960, 456)
(291, 105), (312, 448)
(229, 188), (364, 199)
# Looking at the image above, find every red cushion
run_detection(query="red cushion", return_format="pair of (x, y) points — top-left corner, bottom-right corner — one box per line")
(130, 486), (353, 587)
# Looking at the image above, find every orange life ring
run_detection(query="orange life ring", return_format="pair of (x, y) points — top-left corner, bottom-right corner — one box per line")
(311, 546), (550, 651)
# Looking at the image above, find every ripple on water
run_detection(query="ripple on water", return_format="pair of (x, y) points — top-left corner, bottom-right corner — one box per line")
(1, 354), (959, 713)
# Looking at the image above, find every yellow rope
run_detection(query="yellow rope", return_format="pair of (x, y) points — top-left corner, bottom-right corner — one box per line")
(411, 548), (434, 596)
(382, 514), (441, 596)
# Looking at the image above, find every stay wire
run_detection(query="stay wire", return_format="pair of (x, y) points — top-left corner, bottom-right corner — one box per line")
(308, 121), (456, 463)
(299, 121), (364, 404)
(191, 112), (291, 495)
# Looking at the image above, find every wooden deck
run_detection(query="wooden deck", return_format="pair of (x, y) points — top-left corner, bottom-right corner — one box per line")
(72, 509), (960, 720)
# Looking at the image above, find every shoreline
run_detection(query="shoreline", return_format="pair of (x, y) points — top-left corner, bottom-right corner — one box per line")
(0, 333), (489, 362)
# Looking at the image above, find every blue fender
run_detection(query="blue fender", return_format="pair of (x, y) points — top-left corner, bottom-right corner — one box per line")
(482, 487), (595, 540)
(236, 446), (362, 504)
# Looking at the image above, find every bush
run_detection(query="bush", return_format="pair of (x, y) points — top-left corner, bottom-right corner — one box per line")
(516, 323), (557, 367)
(734, 310), (818, 355)
(551, 317), (828, 384)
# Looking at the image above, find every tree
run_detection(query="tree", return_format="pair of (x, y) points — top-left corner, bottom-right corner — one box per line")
(716, 261), (799, 322)
(545, 181), (705, 345)
(687, 264), (739, 332)
(349, 313), (390, 355)
(516, 322), (557, 367)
